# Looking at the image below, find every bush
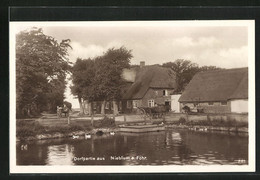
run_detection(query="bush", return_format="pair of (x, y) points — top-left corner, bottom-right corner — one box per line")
(68, 124), (84, 131)
(226, 119), (236, 127)
(178, 117), (186, 124)
(32, 121), (46, 133)
(95, 116), (115, 128)
(185, 120), (193, 126)
(46, 124), (84, 134)
(17, 120), (46, 138)
(17, 127), (35, 137)
(237, 122), (248, 128)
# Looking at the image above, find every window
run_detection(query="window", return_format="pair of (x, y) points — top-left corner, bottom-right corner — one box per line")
(221, 101), (227, 105)
(105, 102), (110, 109)
(165, 101), (170, 106)
(163, 90), (168, 96)
(133, 100), (139, 108)
(148, 99), (155, 107)
(208, 102), (214, 106)
(119, 101), (122, 110)
(127, 100), (132, 109)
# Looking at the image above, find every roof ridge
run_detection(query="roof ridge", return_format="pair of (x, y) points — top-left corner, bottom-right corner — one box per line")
(198, 67), (248, 75)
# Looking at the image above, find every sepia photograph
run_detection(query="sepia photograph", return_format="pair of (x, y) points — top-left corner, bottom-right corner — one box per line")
(9, 20), (255, 173)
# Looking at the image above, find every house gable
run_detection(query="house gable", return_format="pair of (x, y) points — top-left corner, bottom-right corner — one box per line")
(122, 65), (176, 100)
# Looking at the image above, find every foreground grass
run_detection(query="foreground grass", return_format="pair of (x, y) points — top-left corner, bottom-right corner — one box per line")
(17, 116), (116, 139)
(171, 117), (248, 128)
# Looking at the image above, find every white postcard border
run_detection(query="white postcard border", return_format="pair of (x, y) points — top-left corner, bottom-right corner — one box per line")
(9, 20), (255, 173)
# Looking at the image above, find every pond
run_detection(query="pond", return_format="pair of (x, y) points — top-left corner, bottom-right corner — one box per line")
(16, 129), (248, 165)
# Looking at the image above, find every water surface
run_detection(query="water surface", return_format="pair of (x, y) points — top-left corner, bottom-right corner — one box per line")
(17, 129), (248, 165)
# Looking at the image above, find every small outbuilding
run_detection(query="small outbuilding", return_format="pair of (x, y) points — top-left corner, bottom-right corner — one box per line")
(178, 67), (248, 114)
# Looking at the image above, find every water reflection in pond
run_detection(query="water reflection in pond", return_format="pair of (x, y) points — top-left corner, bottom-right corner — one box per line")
(16, 129), (248, 165)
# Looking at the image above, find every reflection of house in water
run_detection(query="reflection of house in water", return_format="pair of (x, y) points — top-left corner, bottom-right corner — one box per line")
(121, 61), (177, 113)
(179, 68), (248, 114)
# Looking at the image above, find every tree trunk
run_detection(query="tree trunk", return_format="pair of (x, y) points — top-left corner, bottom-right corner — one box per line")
(27, 107), (31, 117)
(83, 100), (87, 115)
(82, 100), (86, 115)
(88, 102), (92, 116)
(113, 100), (118, 115)
(101, 100), (106, 115)
(78, 97), (84, 115)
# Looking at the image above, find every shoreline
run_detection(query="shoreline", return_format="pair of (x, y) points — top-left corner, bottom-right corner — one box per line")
(17, 124), (248, 142)
(16, 127), (118, 142)
(166, 124), (248, 134)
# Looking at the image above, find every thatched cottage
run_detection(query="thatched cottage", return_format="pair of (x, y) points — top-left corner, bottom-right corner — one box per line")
(120, 61), (177, 113)
(179, 67), (248, 113)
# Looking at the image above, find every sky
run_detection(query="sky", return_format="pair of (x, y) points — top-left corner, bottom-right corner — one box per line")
(13, 21), (251, 108)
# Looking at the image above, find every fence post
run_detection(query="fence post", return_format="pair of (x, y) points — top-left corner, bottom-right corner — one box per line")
(91, 114), (94, 127)
(124, 115), (126, 124)
(67, 113), (70, 125)
(113, 114), (116, 121)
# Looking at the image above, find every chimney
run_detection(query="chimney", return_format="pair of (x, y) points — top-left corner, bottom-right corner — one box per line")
(140, 61), (145, 68)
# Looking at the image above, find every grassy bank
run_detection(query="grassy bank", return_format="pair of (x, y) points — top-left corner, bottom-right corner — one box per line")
(174, 117), (248, 128)
(164, 117), (248, 133)
(17, 116), (116, 140)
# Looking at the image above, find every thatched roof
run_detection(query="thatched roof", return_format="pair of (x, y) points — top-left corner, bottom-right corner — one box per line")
(122, 65), (176, 100)
(179, 67), (248, 102)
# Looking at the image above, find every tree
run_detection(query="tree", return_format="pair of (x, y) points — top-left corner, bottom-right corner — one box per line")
(199, 65), (222, 72)
(71, 46), (133, 116)
(93, 47), (133, 115)
(163, 59), (200, 93)
(71, 58), (95, 115)
(163, 60), (223, 93)
(45, 74), (67, 112)
(16, 27), (72, 117)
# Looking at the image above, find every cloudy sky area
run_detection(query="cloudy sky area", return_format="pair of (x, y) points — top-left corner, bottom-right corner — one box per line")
(14, 21), (249, 108)
(47, 25), (248, 68)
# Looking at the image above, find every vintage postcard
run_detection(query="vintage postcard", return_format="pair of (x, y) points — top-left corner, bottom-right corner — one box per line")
(9, 20), (255, 173)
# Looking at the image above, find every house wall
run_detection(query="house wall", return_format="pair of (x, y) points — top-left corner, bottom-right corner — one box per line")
(180, 101), (231, 114)
(141, 88), (174, 107)
(121, 88), (174, 113)
(121, 100), (129, 113)
(171, 94), (181, 112)
(230, 99), (248, 113)
(121, 100), (136, 114)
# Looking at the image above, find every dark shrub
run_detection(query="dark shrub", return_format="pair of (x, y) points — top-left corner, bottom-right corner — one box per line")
(207, 118), (212, 126)
(237, 121), (248, 128)
(17, 120), (46, 138)
(95, 116), (115, 128)
(68, 124), (84, 131)
(178, 117), (186, 124)
(46, 124), (84, 134)
(96, 130), (104, 136)
(226, 119), (236, 127)
(17, 120), (26, 127)
(17, 127), (35, 137)
(33, 121), (46, 133)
